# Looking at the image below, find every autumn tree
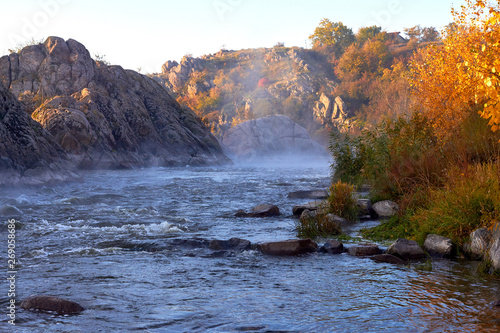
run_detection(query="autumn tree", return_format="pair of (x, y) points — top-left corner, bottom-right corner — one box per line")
(409, 0), (500, 136)
(356, 26), (384, 44)
(309, 19), (355, 55)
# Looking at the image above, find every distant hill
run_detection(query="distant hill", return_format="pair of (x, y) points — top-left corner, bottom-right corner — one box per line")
(151, 47), (349, 145)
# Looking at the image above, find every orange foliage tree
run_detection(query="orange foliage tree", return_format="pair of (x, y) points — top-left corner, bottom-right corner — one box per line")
(410, 0), (500, 136)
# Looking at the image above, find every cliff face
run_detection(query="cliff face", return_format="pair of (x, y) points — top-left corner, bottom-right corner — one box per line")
(151, 47), (351, 144)
(0, 83), (76, 185)
(0, 37), (229, 173)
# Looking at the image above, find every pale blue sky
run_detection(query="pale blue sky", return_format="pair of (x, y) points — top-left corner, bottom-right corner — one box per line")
(0, 0), (467, 73)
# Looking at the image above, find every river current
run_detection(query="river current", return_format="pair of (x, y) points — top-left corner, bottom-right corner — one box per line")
(1, 162), (499, 332)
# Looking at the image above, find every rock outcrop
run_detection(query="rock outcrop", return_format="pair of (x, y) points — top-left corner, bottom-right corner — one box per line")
(222, 115), (328, 162)
(0, 36), (229, 174)
(0, 83), (75, 185)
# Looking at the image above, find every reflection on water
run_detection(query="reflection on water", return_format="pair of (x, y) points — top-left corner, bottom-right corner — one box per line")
(0, 164), (499, 332)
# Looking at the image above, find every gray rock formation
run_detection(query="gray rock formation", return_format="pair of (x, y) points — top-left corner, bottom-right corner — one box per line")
(373, 200), (399, 218)
(0, 83), (76, 185)
(423, 234), (455, 258)
(387, 238), (427, 260)
(0, 37), (229, 172)
(258, 239), (318, 256)
(222, 115), (328, 162)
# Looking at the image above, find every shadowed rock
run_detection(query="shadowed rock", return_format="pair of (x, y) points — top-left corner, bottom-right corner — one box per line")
(21, 295), (84, 315)
(347, 244), (382, 257)
(369, 254), (406, 265)
(235, 204), (280, 218)
(288, 190), (328, 200)
(258, 239), (318, 256)
(321, 240), (344, 254)
(209, 238), (252, 251)
(387, 239), (427, 260)
(292, 201), (325, 216)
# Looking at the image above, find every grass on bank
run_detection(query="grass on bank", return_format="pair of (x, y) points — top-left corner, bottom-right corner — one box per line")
(295, 181), (359, 238)
(331, 112), (500, 248)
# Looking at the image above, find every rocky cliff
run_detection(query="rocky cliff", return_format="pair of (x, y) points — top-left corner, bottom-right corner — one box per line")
(151, 47), (351, 144)
(0, 37), (229, 174)
(222, 115), (328, 162)
(0, 83), (76, 185)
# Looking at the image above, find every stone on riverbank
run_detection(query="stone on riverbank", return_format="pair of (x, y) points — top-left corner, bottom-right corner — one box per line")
(387, 239), (427, 260)
(292, 201), (325, 216)
(489, 238), (500, 274)
(356, 199), (377, 219)
(465, 228), (492, 260)
(424, 234), (455, 258)
(258, 239), (318, 256)
(372, 200), (399, 218)
(21, 295), (84, 315)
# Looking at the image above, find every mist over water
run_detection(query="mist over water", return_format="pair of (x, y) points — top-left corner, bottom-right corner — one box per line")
(0, 164), (499, 332)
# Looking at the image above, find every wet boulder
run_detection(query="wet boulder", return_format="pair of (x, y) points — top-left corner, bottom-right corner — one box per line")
(321, 240), (344, 254)
(209, 238), (252, 251)
(258, 239), (318, 256)
(288, 190), (328, 200)
(235, 204), (280, 218)
(292, 201), (325, 216)
(347, 244), (382, 257)
(424, 234), (455, 258)
(372, 200), (399, 218)
(21, 295), (85, 315)
(387, 239), (427, 260)
(369, 254), (406, 265)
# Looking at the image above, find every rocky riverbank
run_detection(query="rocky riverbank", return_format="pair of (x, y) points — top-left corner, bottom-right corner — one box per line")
(0, 37), (230, 185)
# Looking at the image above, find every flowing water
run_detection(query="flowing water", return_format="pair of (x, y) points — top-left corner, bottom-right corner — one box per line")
(1, 162), (499, 332)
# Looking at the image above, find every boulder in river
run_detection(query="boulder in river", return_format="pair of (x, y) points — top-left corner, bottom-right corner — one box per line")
(209, 238), (252, 251)
(489, 238), (500, 274)
(424, 234), (455, 258)
(387, 239), (427, 260)
(21, 295), (85, 315)
(288, 190), (328, 200)
(347, 244), (382, 257)
(235, 204), (280, 218)
(321, 240), (344, 254)
(258, 239), (318, 256)
(369, 254), (406, 265)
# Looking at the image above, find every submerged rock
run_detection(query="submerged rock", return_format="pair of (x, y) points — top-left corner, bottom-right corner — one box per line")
(387, 239), (427, 260)
(424, 234), (455, 258)
(347, 244), (382, 257)
(258, 239), (318, 256)
(209, 238), (252, 251)
(369, 254), (406, 265)
(21, 295), (85, 315)
(288, 190), (328, 200)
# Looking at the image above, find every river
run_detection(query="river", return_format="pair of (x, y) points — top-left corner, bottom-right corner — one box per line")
(1, 162), (499, 332)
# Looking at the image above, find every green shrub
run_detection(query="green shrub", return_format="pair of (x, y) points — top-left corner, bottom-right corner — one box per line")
(327, 181), (359, 222)
(295, 211), (342, 239)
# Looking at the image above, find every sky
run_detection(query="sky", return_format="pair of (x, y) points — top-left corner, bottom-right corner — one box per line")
(0, 0), (468, 74)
